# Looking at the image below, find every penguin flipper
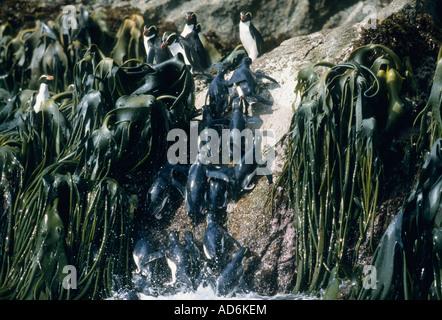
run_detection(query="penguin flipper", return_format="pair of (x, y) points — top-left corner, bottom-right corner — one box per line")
(206, 170), (231, 183)
(172, 178), (186, 198)
(143, 250), (166, 264)
(253, 72), (278, 84)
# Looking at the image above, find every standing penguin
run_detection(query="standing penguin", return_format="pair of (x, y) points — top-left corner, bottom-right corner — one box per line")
(34, 75), (54, 112)
(143, 25), (171, 64)
(239, 11), (264, 61)
(183, 23), (210, 73)
(181, 11), (202, 43)
(161, 31), (192, 66)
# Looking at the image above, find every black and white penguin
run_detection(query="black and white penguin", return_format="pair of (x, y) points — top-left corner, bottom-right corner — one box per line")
(201, 211), (226, 266)
(143, 25), (172, 64)
(184, 231), (202, 283)
(181, 11), (201, 43)
(228, 57), (278, 106)
(161, 31), (191, 66)
(164, 231), (194, 289)
(184, 23), (210, 73)
(229, 134), (273, 202)
(215, 247), (249, 296)
(186, 153), (230, 225)
(239, 11), (264, 61)
(161, 29), (210, 75)
(34, 75), (54, 112)
(145, 163), (186, 221)
(133, 237), (164, 279)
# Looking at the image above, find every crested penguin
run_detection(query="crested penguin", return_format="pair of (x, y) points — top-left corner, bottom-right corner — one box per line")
(164, 231), (194, 289)
(161, 31), (191, 66)
(143, 25), (171, 64)
(34, 75), (54, 112)
(239, 11), (264, 61)
(181, 11), (201, 43)
(183, 23), (210, 73)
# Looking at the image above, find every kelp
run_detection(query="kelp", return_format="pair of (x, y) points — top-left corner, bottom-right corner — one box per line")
(0, 7), (197, 299)
(358, 46), (442, 300)
(272, 44), (416, 295)
(415, 46), (442, 155)
(359, 137), (442, 300)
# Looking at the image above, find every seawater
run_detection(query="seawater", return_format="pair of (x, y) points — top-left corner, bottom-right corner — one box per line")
(111, 285), (321, 300)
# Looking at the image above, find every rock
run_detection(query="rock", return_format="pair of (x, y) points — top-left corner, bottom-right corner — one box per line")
(86, 0), (391, 53)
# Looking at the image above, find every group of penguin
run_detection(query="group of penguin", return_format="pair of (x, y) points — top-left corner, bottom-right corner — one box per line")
(143, 11), (264, 72)
(126, 11), (278, 298)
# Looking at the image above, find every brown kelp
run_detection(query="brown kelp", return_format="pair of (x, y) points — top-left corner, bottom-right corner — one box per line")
(359, 46), (442, 300)
(272, 44), (416, 295)
(0, 7), (196, 299)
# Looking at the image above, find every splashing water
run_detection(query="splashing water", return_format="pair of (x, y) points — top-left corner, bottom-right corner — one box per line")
(110, 283), (321, 300)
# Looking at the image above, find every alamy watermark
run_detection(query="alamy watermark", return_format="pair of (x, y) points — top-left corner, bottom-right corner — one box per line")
(362, 265), (377, 289)
(166, 121), (275, 176)
(62, 265), (77, 290)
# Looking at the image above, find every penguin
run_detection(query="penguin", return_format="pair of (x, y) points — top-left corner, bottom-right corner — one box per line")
(229, 97), (261, 158)
(161, 31), (191, 65)
(133, 237), (165, 278)
(230, 134), (273, 202)
(215, 247), (249, 296)
(207, 167), (234, 213)
(34, 75), (54, 112)
(161, 29), (210, 75)
(228, 57), (278, 106)
(183, 23), (210, 73)
(164, 231), (194, 289)
(143, 25), (171, 64)
(145, 163), (187, 221)
(184, 231), (202, 285)
(201, 211), (226, 267)
(185, 153), (230, 225)
(181, 11), (201, 43)
(239, 11), (264, 61)
(206, 67), (230, 118)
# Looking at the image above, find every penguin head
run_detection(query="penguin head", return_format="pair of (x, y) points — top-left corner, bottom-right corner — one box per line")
(143, 25), (157, 37)
(38, 75), (54, 84)
(240, 11), (252, 23)
(161, 32), (178, 50)
(185, 12), (197, 25)
(241, 57), (253, 68)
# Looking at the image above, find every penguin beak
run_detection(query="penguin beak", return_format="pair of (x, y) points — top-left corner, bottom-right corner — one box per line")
(240, 13), (245, 21)
(160, 42), (167, 50)
(47, 75), (54, 81)
(143, 29), (147, 36)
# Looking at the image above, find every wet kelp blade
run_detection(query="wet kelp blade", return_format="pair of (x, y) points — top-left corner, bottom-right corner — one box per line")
(271, 44), (416, 296)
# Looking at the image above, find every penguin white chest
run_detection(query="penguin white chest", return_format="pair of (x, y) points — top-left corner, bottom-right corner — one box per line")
(34, 83), (49, 113)
(240, 21), (258, 61)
